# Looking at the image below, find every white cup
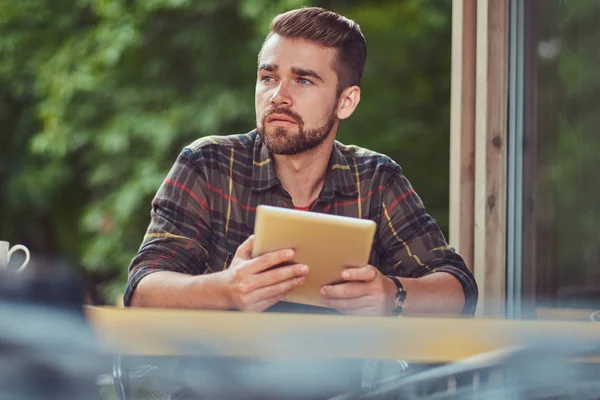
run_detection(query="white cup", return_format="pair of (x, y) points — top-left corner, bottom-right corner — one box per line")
(0, 241), (30, 271)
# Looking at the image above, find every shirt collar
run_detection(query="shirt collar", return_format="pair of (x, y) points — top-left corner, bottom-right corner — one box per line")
(251, 132), (280, 191)
(319, 142), (359, 201)
(251, 132), (359, 198)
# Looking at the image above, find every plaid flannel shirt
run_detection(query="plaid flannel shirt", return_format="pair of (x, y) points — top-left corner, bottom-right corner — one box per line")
(125, 130), (478, 313)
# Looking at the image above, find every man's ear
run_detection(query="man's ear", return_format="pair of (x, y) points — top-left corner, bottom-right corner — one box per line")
(336, 86), (361, 120)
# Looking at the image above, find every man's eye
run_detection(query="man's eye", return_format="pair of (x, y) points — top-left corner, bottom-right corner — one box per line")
(260, 75), (275, 82)
(297, 78), (312, 85)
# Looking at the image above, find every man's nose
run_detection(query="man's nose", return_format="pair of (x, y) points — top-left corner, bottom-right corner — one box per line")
(270, 82), (292, 107)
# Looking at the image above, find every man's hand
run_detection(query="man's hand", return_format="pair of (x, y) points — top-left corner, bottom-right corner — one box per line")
(320, 265), (397, 316)
(221, 235), (309, 312)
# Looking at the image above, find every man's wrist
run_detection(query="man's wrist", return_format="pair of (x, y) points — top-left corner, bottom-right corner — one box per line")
(215, 271), (235, 310)
(192, 271), (234, 310)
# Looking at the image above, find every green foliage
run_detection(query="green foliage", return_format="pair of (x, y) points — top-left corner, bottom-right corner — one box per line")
(0, 0), (453, 302)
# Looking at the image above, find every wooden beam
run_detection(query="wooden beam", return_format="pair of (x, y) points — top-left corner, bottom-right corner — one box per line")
(473, 0), (509, 316)
(449, 0), (477, 272)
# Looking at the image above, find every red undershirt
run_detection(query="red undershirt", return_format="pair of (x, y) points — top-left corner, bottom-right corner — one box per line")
(293, 199), (317, 211)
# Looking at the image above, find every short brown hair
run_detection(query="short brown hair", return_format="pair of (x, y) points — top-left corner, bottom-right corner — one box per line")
(263, 7), (367, 95)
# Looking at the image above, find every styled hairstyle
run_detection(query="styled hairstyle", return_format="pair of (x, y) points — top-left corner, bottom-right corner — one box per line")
(263, 7), (367, 95)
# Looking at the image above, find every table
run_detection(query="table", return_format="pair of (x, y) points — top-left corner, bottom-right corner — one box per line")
(85, 306), (600, 363)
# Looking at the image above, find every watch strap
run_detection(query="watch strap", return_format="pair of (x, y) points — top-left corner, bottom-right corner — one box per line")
(386, 275), (407, 315)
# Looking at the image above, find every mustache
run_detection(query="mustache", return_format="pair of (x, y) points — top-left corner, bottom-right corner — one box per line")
(262, 108), (303, 125)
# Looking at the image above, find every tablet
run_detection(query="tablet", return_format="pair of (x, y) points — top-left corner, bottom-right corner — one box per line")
(252, 205), (377, 307)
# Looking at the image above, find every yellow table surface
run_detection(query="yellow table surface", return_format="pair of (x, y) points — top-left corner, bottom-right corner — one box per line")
(85, 306), (600, 363)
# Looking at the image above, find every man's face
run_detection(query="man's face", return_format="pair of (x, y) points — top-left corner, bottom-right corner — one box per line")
(255, 34), (340, 155)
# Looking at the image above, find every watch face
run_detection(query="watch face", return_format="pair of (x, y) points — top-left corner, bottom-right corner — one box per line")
(395, 296), (403, 309)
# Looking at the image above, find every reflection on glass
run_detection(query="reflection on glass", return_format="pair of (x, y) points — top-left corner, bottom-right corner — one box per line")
(523, 0), (600, 309)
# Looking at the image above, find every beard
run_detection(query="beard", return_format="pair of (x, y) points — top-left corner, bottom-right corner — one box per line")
(257, 106), (338, 156)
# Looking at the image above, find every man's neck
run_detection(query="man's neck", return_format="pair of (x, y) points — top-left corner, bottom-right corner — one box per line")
(273, 137), (335, 208)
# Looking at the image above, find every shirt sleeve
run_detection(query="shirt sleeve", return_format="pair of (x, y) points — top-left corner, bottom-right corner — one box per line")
(377, 169), (478, 315)
(123, 148), (212, 306)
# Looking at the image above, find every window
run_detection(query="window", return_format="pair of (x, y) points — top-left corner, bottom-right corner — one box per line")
(515, 0), (600, 311)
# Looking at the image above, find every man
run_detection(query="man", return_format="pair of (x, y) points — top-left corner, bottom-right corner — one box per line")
(125, 7), (478, 316)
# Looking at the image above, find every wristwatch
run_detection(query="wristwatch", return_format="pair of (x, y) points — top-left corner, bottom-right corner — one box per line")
(386, 275), (407, 315)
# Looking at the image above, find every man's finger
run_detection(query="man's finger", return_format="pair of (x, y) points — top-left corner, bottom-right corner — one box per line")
(247, 248), (296, 274)
(247, 274), (307, 304)
(321, 282), (367, 299)
(235, 235), (255, 260)
(341, 265), (377, 282)
(253, 263), (309, 290)
(249, 292), (289, 313)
